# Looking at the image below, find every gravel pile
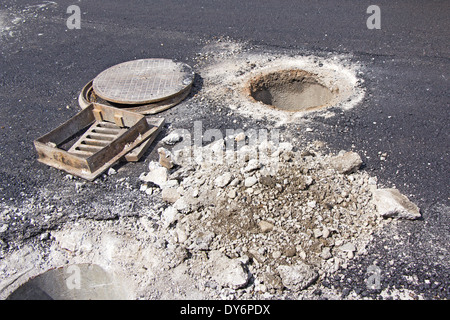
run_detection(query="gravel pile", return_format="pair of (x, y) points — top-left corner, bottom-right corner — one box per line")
(135, 134), (418, 297)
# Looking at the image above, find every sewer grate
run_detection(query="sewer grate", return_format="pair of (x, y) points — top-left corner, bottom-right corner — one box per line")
(34, 103), (162, 180)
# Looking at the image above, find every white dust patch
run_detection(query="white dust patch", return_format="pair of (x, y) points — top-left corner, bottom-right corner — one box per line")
(196, 41), (365, 126)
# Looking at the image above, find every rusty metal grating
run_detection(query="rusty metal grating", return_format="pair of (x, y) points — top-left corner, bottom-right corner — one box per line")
(34, 103), (162, 180)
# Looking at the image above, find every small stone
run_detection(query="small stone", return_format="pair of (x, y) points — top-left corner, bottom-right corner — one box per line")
(161, 132), (182, 145)
(162, 206), (178, 227)
(272, 250), (282, 259)
(209, 250), (249, 290)
(227, 189), (237, 199)
(241, 159), (261, 173)
(161, 188), (181, 203)
(340, 242), (356, 253)
(234, 132), (246, 142)
(189, 231), (215, 251)
(0, 224), (8, 234)
(192, 188), (200, 198)
(39, 232), (50, 241)
(176, 228), (188, 243)
(298, 250), (307, 260)
(214, 172), (232, 188)
(141, 162), (168, 187)
(258, 221), (274, 233)
(313, 229), (322, 238)
(322, 226), (330, 239)
(75, 182), (84, 193)
(320, 247), (332, 260)
(229, 178), (240, 187)
(158, 147), (175, 169)
(307, 200), (316, 208)
(244, 176), (258, 187)
(276, 262), (318, 291)
(284, 246), (296, 257)
(107, 167), (117, 175)
(173, 197), (189, 211)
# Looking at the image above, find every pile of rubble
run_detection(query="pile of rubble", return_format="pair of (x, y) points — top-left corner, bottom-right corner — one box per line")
(136, 133), (420, 295)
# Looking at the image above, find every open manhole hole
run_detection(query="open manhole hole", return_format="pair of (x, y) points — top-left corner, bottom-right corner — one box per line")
(7, 264), (131, 300)
(247, 69), (338, 112)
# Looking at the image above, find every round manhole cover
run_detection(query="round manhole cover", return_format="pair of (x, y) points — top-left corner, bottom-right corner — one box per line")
(92, 58), (195, 105)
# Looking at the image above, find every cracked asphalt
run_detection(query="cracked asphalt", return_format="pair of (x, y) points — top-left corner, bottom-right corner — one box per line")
(0, 0), (448, 299)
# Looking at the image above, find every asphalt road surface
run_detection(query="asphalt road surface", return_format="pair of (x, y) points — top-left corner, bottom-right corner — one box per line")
(0, 0), (448, 300)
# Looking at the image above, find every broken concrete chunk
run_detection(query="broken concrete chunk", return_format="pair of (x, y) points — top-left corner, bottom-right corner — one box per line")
(188, 231), (215, 251)
(161, 132), (182, 145)
(241, 159), (261, 174)
(234, 132), (246, 142)
(331, 151), (363, 174)
(140, 162), (168, 187)
(244, 176), (258, 187)
(320, 247), (332, 260)
(258, 220), (274, 233)
(162, 206), (178, 228)
(161, 187), (181, 203)
(372, 188), (421, 220)
(214, 172), (232, 188)
(209, 250), (250, 290)
(339, 242), (356, 252)
(158, 147), (175, 169)
(276, 262), (318, 291)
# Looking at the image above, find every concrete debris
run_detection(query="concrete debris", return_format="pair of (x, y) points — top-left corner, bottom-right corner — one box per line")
(132, 140), (402, 293)
(140, 161), (168, 187)
(209, 250), (250, 289)
(4, 137), (420, 300)
(339, 242), (356, 252)
(244, 176), (258, 187)
(258, 220), (274, 233)
(214, 172), (232, 188)
(161, 132), (183, 145)
(162, 206), (179, 228)
(158, 147), (176, 169)
(161, 187), (181, 203)
(234, 132), (246, 142)
(276, 263), (319, 291)
(372, 188), (421, 220)
(331, 151), (363, 174)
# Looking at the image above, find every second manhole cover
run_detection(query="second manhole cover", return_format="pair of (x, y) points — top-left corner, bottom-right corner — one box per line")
(92, 58), (194, 105)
